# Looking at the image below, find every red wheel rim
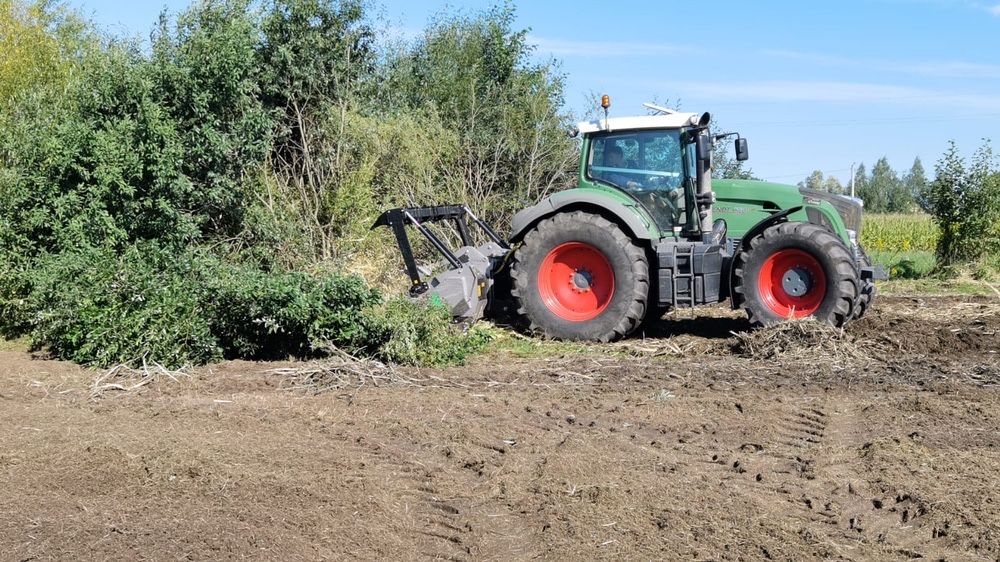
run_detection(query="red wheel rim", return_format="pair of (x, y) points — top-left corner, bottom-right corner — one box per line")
(757, 249), (826, 318)
(538, 242), (616, 321)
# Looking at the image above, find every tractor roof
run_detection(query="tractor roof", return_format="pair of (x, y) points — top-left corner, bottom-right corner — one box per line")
(577, 112), (703, 134)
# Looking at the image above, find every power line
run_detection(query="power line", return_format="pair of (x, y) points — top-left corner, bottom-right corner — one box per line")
(762, 168), (853, 181)
(729, 113), (1000, 128)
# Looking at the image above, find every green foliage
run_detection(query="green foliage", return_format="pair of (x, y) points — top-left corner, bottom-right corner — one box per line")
(0, 0), (92, 103)
(15, 244), (221, 367)
(258, 0), (374, 113)
(0, 240), (480, 368)
(857, 157), (913, 213)
(0, 0), (575, 368)
(150, 1), (276, 238)
(852, 163), (868, 199)
(868, 250), (936, 280)
(1, 3), (277, 258)
(931, 140), (1000, 265)
(384, 4), (576, 227)
(372, 298), (491, 366)
(204, 262), (383, 360)
(862, 214), (939, 280)
(906, 157), (930, 213)
(798, 170), (843, 194)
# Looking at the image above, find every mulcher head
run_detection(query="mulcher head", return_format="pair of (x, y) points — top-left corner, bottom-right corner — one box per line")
(372, 205), (510, 323)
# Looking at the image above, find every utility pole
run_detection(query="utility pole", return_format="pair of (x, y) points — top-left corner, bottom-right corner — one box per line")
(849, 162), (856, 198)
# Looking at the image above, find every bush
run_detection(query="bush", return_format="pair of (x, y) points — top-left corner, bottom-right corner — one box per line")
(372, 297), (491, 366)
(0, 0), (93, 102)
(0, 0), (572, 369)
(14, 244), (221, 367)
(204, 262), (383, 360)
(0, 241), (483, 368)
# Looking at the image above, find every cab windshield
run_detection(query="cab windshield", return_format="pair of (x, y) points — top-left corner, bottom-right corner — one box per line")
(586, 129), (687, 231)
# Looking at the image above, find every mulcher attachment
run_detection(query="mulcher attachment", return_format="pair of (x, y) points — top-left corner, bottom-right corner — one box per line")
(372, 205), (510, 323)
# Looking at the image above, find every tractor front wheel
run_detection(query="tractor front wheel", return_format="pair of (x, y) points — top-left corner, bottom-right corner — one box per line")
(733, 222), (858, 327)
(853, 246), (877, 320)
(511, 211), (648, 342)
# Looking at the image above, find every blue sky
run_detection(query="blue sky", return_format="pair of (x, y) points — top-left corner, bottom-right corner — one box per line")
(72, 0), (1000, 185)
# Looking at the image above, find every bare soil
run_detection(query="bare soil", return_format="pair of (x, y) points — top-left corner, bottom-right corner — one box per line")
(2, 296), (998, 561)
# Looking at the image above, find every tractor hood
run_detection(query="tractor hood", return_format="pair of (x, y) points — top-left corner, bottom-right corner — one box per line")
(713, 179), (864, 237)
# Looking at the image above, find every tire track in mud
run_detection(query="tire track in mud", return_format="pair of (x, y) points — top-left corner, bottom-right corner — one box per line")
(718, 397), (980, 560)
(336, 425), (537, 561)
(334, 432), (477, 561)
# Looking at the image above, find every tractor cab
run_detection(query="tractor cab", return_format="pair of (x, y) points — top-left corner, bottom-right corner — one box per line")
(574, 104), (744, 243)
(585, 127), (691, 232)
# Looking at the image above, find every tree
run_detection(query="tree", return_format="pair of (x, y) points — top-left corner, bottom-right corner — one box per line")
(879, 157), (913, 212)
(384, 5), (575, 225)
(822, 175), (844, 194)
(852, 163), (868, 200)
(858, 157), (910, 212)
(0, 0), (92, 103)
(797, 170), (844, 194)
(931, 140), (1000, 264)
(905, 157), (930, 213)
(798, 170), (824, 191)
(712, 136), (756, 180)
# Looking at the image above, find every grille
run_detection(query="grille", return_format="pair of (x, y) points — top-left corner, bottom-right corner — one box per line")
(799, 188), (863, 235)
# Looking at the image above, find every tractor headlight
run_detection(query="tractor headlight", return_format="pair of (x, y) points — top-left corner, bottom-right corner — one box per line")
(847, 229), (858, 248)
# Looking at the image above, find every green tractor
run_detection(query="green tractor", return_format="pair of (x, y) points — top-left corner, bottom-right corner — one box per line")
(374, 100), (882, 341)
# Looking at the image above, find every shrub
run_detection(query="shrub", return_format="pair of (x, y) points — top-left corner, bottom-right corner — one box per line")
(371, 297), (492, 366)
(1, 0), (568, 369)
(204, 262), (383, 360)
(16, 244), (221, 367)
(0, 241), (482, 368)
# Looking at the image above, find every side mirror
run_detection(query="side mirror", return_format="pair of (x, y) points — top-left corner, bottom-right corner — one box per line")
(735, 138), (749, 161)
(697, 135), (712, 162)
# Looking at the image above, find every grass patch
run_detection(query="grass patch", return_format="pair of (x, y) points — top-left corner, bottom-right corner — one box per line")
(879, 278), (1000, 297)
(869, 249), (936, 280)
(477, 325), (601, 359)
(0, 337), (29, 352)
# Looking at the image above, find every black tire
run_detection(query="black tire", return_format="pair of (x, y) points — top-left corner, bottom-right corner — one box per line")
(510, 211), (648, 342)
(853, 246), (877, 320)
(733, 222), (858, 327)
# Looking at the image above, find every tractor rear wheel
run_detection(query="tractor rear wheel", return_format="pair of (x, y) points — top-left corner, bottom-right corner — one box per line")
(511, 211), (648, 342)
(733, 222), (858, 327)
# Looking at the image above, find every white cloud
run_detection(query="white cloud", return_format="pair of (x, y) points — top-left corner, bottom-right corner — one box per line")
(989, 3), (1000, 15)
(527, 35), (697, 57)
(676, 80), (1000, 110)
(902, 60), (1000, 78)
(761, 49), (1000, 79)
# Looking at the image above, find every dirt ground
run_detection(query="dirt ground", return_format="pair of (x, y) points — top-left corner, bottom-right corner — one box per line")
(1, 296), (998, 561)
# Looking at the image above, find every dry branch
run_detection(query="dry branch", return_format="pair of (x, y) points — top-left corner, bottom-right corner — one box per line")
(90, 358), (190, 400)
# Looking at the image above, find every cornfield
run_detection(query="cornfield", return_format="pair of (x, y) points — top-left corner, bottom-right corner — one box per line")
(861, 214), (938, 252)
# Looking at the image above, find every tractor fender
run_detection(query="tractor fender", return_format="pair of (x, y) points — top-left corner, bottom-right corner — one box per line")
(737, 206), (801, 252)
(510, 192), (656, 243)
